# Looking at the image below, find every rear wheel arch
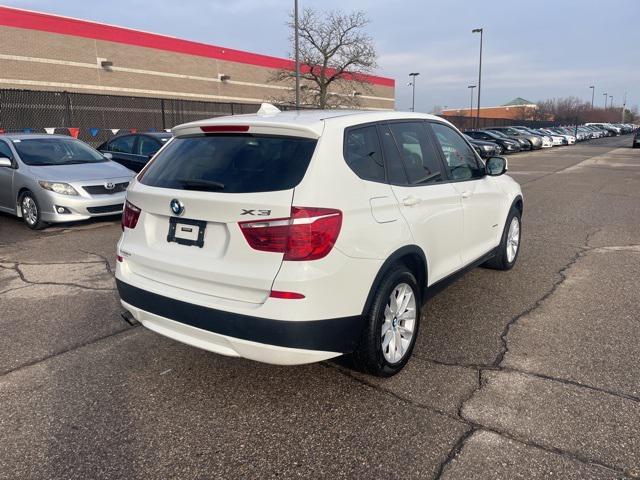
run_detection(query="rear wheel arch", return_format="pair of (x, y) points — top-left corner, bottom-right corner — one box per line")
(361, 245), (428, 317)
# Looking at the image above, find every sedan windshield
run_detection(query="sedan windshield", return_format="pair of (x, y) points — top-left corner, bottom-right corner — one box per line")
(13, 138), (106, 166)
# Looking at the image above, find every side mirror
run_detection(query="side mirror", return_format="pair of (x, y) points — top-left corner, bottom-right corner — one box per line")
(103, 152), (113, 160)
(0, 157), (12, 168)
(486, 156), (508, 176)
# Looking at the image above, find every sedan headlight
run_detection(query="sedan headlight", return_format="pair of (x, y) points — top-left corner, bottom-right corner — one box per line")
(38, 181), (79, 196)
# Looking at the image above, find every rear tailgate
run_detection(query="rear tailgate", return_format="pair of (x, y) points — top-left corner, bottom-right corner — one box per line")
(120, 129), (318, 304)
(123, 185), (293, 304)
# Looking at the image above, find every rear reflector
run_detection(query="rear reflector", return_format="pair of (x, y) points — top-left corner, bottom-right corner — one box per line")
(269, 290), (305, 300)
(116, 255), (124, 263)
(239, 207), (342, 261)
(121, 200), (141, 230)
(200, 125), (250, 133)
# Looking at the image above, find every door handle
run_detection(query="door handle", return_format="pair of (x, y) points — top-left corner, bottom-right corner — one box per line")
(402, 196), (422, 206)
(461, 191), (473, 199)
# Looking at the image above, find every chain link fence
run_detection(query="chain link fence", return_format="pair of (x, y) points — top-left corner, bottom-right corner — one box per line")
(0, 89), (271, 145)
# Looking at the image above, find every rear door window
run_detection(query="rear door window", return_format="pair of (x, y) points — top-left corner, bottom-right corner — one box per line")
(379, 125), (408, 185)
(139, 134), (317, 193)
(344, 125), (385, 183)
(109, 135), (136, 153)
(137, 136), (161, 157)
(387, 122), (444, 185)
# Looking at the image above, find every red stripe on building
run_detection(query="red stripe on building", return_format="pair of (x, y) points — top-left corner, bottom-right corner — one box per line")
(0, 6), (395, 87)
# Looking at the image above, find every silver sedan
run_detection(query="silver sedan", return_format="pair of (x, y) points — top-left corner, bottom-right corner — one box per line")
(0, 134), (134, 229)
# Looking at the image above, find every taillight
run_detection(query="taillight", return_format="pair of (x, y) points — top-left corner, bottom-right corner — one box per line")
(239, 207), (342, 261)
(121, 200), (141, 230)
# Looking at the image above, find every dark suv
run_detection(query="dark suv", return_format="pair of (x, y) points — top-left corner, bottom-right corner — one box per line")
(98, 132), (172, 172)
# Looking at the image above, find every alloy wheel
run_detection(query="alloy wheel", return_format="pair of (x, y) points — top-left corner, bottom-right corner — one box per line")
(506, 216), (520, 263)
(22, 196), (38, 226)
(381, 283), (416, 364)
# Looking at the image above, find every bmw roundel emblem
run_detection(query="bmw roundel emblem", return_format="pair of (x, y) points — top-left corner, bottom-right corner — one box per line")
(170, 199), (184, 216)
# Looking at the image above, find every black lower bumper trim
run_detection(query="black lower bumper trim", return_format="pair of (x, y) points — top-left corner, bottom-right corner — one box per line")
(116, 280), (363, 353)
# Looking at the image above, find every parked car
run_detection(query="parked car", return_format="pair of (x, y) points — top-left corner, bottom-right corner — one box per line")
(463, 134), (501, 158)
(116, 107), (523, 377)
(585, 123), (619, 136)
(0, 134), (134, 229)
(464, 130), (521, 154)
(98, 132), (172, 172)
(486, 129), (532, 150)
(633, 129), (640, 148)
(532, 128), (566, 146)
(511, 127), (553, 148)
(545, 128), (576, 144)
(489, 127), (543, 149)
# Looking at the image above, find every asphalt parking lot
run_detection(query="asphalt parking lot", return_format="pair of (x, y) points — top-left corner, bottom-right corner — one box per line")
(1, 135), (639, 479)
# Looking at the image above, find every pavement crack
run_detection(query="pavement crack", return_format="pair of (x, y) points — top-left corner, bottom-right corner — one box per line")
(492, 247), (585, 367)
(79, 248), (115, 277)
(501, 367), (640, 404)
(434, 427), (477, 479)
(0, 262), (116, 292)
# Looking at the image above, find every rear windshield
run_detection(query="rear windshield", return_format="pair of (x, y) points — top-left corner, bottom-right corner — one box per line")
(139, 134), (317, 193)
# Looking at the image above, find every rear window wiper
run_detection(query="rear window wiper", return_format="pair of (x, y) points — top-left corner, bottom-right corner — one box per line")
(178, 179), (225, 191)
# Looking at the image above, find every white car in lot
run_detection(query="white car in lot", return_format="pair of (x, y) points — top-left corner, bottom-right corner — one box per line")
(116, 107), (523, 376)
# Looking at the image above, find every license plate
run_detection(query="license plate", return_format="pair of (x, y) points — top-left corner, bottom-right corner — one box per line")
(167, 217), (206, 248)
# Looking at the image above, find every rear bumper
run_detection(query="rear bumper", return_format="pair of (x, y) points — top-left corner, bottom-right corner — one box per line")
(117, 279), (363, 364)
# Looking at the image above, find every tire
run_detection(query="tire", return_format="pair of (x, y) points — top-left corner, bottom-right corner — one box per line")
(19, 191), (48, 230)
(483, 207), (521, 270)
(352, 265), (421, 377)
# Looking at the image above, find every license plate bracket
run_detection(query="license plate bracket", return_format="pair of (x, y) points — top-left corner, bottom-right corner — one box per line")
(167, 217), (206, 248)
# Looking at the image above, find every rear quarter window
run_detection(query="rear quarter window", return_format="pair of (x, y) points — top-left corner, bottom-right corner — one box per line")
(139, 134), (317, 193)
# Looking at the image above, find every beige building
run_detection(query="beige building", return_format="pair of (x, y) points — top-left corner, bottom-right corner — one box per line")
(0, 6), (395, 111)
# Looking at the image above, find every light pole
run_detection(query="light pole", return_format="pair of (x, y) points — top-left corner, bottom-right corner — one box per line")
(468, 85), (476, 127)
(609, 95), (613, 109)
(472, 28), (483, 128)
(603, 92), (608, 109)
(409, 72), (420, 112)
(589, 86), (595, 109)
(294, 0), (300, 110)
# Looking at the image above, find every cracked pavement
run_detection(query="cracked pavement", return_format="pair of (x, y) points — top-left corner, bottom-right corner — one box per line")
(1, 136), (639, 479)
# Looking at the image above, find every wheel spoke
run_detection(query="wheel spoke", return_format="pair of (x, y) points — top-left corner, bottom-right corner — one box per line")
(389, 290), (399, 315)
(381, 319), (392, 337)
(397, 308), (415, 321)
(396, 334), (405, 358)
(398, 287), (412, 315)
(398, 326), (412, 338)
(382, 330), (392, 350)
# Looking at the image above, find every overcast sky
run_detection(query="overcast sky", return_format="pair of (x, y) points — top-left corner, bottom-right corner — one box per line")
(5, 0), (639, 112)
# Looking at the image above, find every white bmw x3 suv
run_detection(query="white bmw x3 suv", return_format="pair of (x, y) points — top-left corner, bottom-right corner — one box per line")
(116, 107), (523, 376)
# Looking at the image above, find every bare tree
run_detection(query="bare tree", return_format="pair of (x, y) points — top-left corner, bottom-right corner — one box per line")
(271, 8), (378, 109)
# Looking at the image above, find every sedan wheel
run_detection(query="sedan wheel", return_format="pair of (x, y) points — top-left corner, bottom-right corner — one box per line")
(20, 193), (47, 230)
